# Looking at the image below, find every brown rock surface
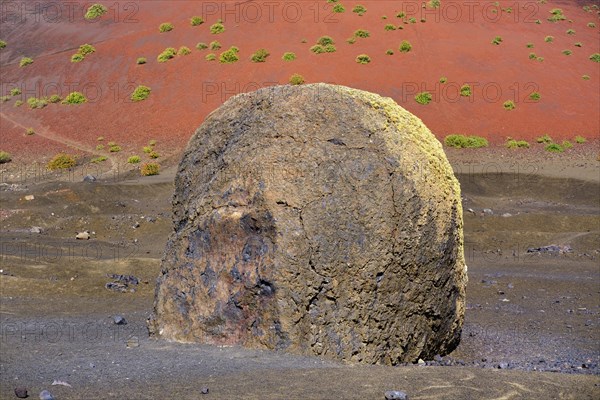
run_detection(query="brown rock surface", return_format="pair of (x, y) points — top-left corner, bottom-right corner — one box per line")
(149, 83), (467, 364)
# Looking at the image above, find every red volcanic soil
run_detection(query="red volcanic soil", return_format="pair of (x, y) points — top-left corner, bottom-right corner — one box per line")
(0, 0), (599, 161)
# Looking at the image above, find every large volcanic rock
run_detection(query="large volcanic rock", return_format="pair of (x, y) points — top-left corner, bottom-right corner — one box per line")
(149, 84), (467, 365)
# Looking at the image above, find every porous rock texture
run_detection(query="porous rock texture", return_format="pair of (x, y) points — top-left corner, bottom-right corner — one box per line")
(148, 84), (467, 365)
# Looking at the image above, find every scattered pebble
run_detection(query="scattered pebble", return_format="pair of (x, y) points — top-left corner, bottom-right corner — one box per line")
(39, 390), (54, 400)
(498, 362), (509, 369)
(502, 213), (512, 217)
(113, 315), (127, 325)
(52, 379), (72, 387)
(384, 390), (408, 400)
(200, 387), (210, 394)
(30, 226), (43, 234)
(24, 195), (35, 201)
(126, 336), (140, 348)
(76, 231), (90, 240)
(83, 175), (97, 182)
(483, 208), (493, 215)
(14, 387), (28, 398)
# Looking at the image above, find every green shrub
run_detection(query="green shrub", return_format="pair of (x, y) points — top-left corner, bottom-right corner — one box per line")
(311, 45), (325, 54)
(355, 54), (371, 64)
(210, 21), (225, 34)
(282, 52), (296, 61)
(71, 53), (85, 63)
(109, 145), (121, 153)
(97, 136), (104, 141)
(251, 48), (270, 62)
(547, 8), (565, 22)
(503, 100), (516, 110)
(529, 92), (541, 101)
(396, 12), (405, 18)
(536, 134), (552, 143)
(219, 47), (239, 63)
(409, 17), (417, 23)
(574, 42), (583, 47)
(562, 50), (572, 55)
(386, 49), (394, 55)
(27, 97), (48, 109)
(191, 16), (204, 26)
(562, 140), (573, 149)
(48, 94), (61, 103)
(590, 53), (600, 62)
(526, 43), (534, 48)
(545, 143), (564, 152)
(95, 144), (104, 150)
(399, 40), (412, 53)
(91, 156), (108, 163)
(149, 139), (157, 146)
(444, 135), (489, 148)
(14, 100), (23, 107)
(209, 41), (221, 50)
(354, 29), (370, 38)
(26, 128), (35, 135)
(414, 92), (432, 105)
(157, 47), (177, 62)
(289, 73), (305, 85)
(131, 85), (151, 102)
(588, 22), (596, 28)
(582, 75), (590, 80)
(128, 155), (141, 164)
(0, 95), (10, 103)
(317, 36), (334, 46)
(353, 5), (367, 15)
(10, 88), (21, 96)
(159, 22), (174, 33)
(78, 44), (95, 55)
(574, 135), (586, 144)
(0, 40), (7, 49)
(47, 153), (76, 170)
(143, 146), (153, 154)
(333, 4), (345, 12)
(460, 84), (472, 97)
(85, 3), (107, 19)
(529, 52), (537, 59)
(440, 76), (447, 83)
(323, 44), (336, 53)
(196, 42), (208, 50)
(178, 46), (192, 56)
(346, 37), (356, 44)
(535, 19), (541, 24)
(62, 92), (87, 104)
(149, 151), (160, 159)
(544, 36), (554, 43)
(537, 56), (544, 62)
(20, 57), (33, 67)
(0, 151), (11, 164)
(136, 57), (147, 65)
(205, 53), (216, 61)
(566, 29), (575, 35)
(384, 24), (396, 31)
(141, 162), (160, 176)
(428, 0), (441, 8)
(506, 139), (530, 149)
(491, 36), (502, 45)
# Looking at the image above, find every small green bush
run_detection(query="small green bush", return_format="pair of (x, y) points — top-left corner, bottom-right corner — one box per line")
(0, 151), (11, 164)
(562, 140), (573, 149)
(48, 94), (61, 103)
(191, 16), (204, 26)
(282, 52), (296, 61)
(547, 8), (565, 22)
(396, 12), (405, 18)
(97, 136), (104, 141)
(537, 56), (544, 62)
(491, 36), (502, 45)
(582, 75), (590, 80)
(574, 42), (583, 47)
(460, 84), (472, 97)
(526, 43), (534, 48)
(196, 42), (208, 50)
(95, 144), (104, 150)
(136, 57), (147, 64)
(409, 17), (417, 23)
(289, 73), (305, 85)
(414, 92), (432, 105)
(428, 0), (441, 8)
(10, 88), (21, 96)
(251, 48), (270, 62)
(386, 49), (394, 55)
(355, 54), (371, 64)
(574, 135), (586, 144)
(562, 50), (572, 56)
(131, 85), (151, 102)
(333, 4), (345, 12)
(62, 92), (87, 104)
(149, 151), (160, 159)
(503, 100), (516, 110)
(323, 44), (336, 53)
(590, 53), (600, 63)
(346, 37), (356, 44)
(71, 53), (85, 63)
(85, 3), (107, 19)
(529, 52), (537, 60)
(444, 135), (489, 148)
(109, 145), (121, 153)
(47, 153), (76, 170)
(14, 100), (23, 107)
(91, 156), (108, 163)
(399, 40), (412, 53)
(20, 57), (33, 67)
(143, 146), (153, 154)
(353, 5), (367, 15)
(536, 134), (552, 143)
(209, 41), (221, 50)
(141, 162), (160, 176)
(354, 29), (370, 38)
(205, 53), (216, 61)
(219, 47), (239, 63)
(159, 23), (174, 33)
(529, 92), (541, 101)
(0, 40), (7, 49)
(26, 128), (35, 135)
(0, 95), (10, 103)
(544, 36), (554, 43)
(149, 139), (157, 146)
(440, 76), (447, 83)
(210, 21), (225, 34)
(545, 143), (564, 152)
(384, 24), (396, 31)
(128, 155), (141, 164)
(317, 36), (334, 46)
(79, 44), (95, 55)
(157, 47), (177, 62)
(566, 29), (575, 35)
(311, 45), (325, 54)
(506, 139), (530, 149)
(178, 46), (192, 56)
(27, 97), (48, 109)
(588, 22), (596, 28)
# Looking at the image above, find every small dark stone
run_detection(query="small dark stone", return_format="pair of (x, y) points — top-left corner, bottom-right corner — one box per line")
(14, 387), (28, 398)
(200, 387), (209, 394)
(83, 175), (97, 182)
(327, 138), (346, 146)
(113, 315), (127, 325)
(38, 390), (54, 400)
(384, 390), (408, 400)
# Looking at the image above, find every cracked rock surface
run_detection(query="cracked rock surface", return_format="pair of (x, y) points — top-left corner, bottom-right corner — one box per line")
(149, 84), (467, 364)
